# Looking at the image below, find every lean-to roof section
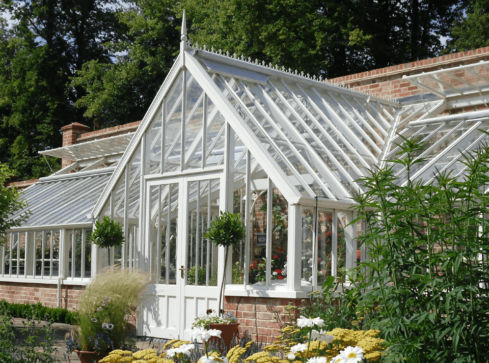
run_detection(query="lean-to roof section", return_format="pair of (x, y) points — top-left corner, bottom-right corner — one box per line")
(10, 169), (113, 227)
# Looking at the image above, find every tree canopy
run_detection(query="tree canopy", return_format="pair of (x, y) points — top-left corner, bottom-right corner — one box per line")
(0, 0), (486, 180)
(0, 164), (29, 246)
(0, 0), (128, 179)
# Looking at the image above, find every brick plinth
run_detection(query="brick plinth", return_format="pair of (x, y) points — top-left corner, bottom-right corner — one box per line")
(224, 296), (303, 344)
(0, 281), (84, 310)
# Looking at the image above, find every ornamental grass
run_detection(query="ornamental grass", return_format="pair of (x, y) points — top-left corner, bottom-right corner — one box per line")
(76, 266), (150, 352)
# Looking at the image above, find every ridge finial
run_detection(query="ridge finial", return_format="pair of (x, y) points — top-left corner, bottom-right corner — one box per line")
(181, 10), (188, 42)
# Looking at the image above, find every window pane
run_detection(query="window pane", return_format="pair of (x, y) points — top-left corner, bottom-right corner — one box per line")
(270, 187), (288, 283)
(317, 210), (333, 285)
(75, 230), (82, 278)
(52, 231), (60, 277)
(249, 187), (268, 285)
(159, 183), (178, 284)
(231, 188), (245, 284)
(186, 179), (220, 286)
(84, 229), (92, 278)
(301, 208), (314, 284)
(337, 212), (347, 282)
(35, 232), (43, 277)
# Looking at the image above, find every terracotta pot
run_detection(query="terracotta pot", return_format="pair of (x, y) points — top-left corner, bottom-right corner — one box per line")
(74, 349), (106, 363)
(206, 323), (240, 352)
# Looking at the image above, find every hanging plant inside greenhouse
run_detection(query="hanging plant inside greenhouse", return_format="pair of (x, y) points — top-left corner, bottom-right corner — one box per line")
(90, 216), (124, 249)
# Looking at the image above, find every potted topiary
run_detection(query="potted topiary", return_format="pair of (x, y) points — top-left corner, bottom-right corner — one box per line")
(203, 211), (246, 349)
(90, 216), (124, 249)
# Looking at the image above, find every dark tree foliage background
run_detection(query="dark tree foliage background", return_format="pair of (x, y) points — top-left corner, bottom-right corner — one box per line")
(0, 0), (485, 180)
(0, 0), (128, 179)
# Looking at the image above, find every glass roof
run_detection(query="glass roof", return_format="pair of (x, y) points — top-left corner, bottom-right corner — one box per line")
(40, 133), (134, 161)
(403, 61), (489, 99)
(386, 110), (489, 185)
(91, 46), (489, 219)
(13, 44), (489, 229)
(190, 50), (400, 201)
(11, 170), (112, 227)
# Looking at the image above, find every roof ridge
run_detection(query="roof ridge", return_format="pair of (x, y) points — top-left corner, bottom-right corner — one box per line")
(185, 41), (399, 104)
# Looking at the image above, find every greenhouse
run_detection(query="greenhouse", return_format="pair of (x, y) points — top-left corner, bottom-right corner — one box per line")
(3, 15), (489, 341)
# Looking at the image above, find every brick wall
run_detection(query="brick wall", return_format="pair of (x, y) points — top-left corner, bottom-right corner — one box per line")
(76, 121), (141, 144)
(328, 46), (489, 100)
(6, 179), (39, 190)
(61, 123), (91, 168)
(0, 281), (84, 309)
(224, 296), (303, 344)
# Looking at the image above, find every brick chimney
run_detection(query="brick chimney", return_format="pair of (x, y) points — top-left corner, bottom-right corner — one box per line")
(61, 123), (91, 168)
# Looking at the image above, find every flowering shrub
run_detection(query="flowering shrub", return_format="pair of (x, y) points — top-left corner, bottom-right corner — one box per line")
(100, 338), (256, 363)
(102, 319), (383, 363)
(192, 310), (238, 329)
(252, 325), (384, 363)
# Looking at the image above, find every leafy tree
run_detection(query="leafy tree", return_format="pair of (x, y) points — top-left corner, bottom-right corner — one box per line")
(72, 0), (180, 128)
(447, 0), (489, 51)
(0, 0), (127, 180)
(179, 0), (468, 78)
(0, 164), (30, 247)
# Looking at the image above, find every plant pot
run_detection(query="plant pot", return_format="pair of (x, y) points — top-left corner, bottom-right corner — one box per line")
(74, 349), (107, 363)
(206, 323), (240, 352)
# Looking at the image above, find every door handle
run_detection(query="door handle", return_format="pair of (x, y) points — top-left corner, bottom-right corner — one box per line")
(179, 265), (186, 279)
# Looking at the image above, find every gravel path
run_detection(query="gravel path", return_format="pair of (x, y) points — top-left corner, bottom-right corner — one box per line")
(11, 318), (170, 362)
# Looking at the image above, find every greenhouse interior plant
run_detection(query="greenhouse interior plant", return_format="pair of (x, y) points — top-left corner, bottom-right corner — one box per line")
(66, 266), (149, 363)
(202, 211), (245, 348)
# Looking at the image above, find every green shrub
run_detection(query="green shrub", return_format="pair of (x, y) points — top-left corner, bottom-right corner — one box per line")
(0, 300), (76, 325)
(90, 216), (124, 248)
(0, 304), (59, 362)
(353, 136), (489, 362)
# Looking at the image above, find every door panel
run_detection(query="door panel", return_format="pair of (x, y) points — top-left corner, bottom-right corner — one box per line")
(143, 182), (180, 338)
(142, 174), (222, 339)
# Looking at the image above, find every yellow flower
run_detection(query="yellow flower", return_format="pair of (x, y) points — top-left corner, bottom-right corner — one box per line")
(163, 339), (180, 350)
(172, 341), (192, 348)
(156, 359), (176, 363)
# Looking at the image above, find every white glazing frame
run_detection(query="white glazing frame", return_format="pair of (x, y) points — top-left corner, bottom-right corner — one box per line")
(65, 228), (93, 280)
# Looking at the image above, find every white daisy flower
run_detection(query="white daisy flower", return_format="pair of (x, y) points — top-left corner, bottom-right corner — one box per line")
(306, 358), (327, 363)
(290, 343), (308, 354)
(287, 353), (296, 360)
(297, 316), (315, 328)
(312, 317), (325, 327)
(339, 346), (364, 363)
(311, 329), (334, 343)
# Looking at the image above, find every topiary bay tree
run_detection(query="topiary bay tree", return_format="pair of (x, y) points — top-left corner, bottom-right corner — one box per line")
(90, 216), (124, 249)
(203, 211), (246, 311)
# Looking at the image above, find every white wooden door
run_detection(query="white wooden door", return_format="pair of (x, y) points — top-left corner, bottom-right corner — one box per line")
(142, 173), (223, 339)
